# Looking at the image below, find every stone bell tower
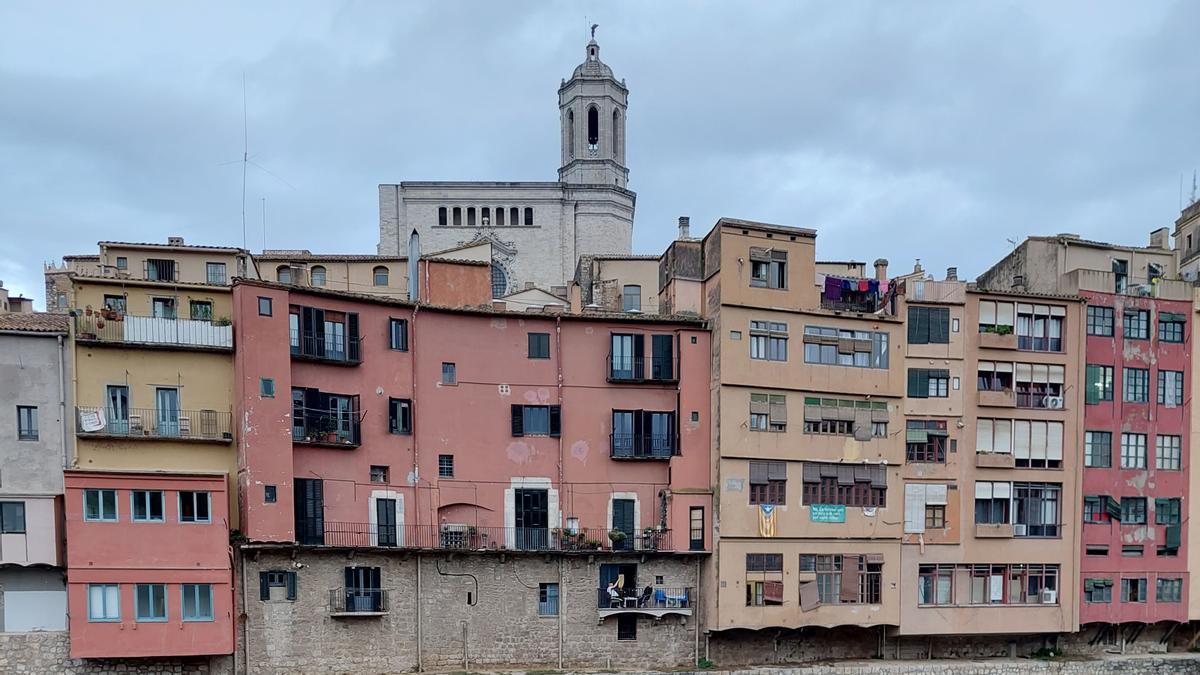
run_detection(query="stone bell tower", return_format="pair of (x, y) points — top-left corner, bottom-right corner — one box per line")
(558, 33), (629, 188)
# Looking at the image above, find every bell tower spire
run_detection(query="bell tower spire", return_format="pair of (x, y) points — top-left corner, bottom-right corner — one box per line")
(559, 31), (629, 188)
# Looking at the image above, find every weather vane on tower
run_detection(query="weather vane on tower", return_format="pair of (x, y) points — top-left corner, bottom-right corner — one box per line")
(591, 23), (598, 39)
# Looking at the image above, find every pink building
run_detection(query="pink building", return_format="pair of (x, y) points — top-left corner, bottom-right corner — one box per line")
(63, 470), (234, 659)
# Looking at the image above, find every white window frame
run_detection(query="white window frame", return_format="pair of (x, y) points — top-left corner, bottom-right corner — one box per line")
(87, 584), (121, 622)
(84, 488), (119, 522)
(181, 583), (214, 622)
(179, 491), (212, 524)
(131, 490), (165, 523)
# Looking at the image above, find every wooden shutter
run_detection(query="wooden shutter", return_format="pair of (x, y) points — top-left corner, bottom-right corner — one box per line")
(633, 335), (645, 379)
(907, 369), (928, 398)
(347, 313), (360, 361)
(904, 483), (926, 533)
(511, 405), (524, 436)
(259, 572), (270, 601)
(934, 308), (950, 343)
(840, 555), (861, 602)
(908, 307), (924, 344)
(1085, 365), (1100, 404)
(748, 462), (768, 484)
(799, 581), (819, 611)
(549, 405), (562, 437)
(285, 572), (297, 601)
(769, 396), (787, 425)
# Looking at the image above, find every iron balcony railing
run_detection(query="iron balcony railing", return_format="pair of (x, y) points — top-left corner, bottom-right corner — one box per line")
(310, 522), (677, 552)
(329, 588), (388, 614)
(606, 355), (678, 383)
(1017, 336), (1063, 353)
(292, 405), (361, 447)
(1016, 392), (1064, 409)
(289, 329), (361, 365)
(76, 406), (232, 442)
(820, 297), (880, 313)
(73, 313), (232, 350)
(610, 433), (674, 459)
(597, 586), (693, 610)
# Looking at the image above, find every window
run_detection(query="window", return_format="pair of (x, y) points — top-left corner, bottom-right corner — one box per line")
(907, 369), (949, 398)
(622, 285), (641, 312)
(510, 404), (561, 437)
(1158, 370), (1184, 407)
(88, 584), (121, 622)
(1121, 497), (1147, 524)
(388, 398), (412, 434)
(1155, 497), (1182, 526)
(689, 507), (704, 551)
(188, 300), (213, 321)
(925, 504), (946, 529)
(801, 462), (887, 507)
(264, 485), (277, 503)
(135, 583), (167, 622)
(906, 420), (948, 462)
(259, 570), (297, 601)
(918, 565), (954, 605)
(749, 248), (787, 289)
(524, 207), (534, 226)
(369, 465), (389, 484)
(467, 207), (477, 227)
(146, 258), (175, 281)
(310, 266), (326, 287)
(1157, 578), (1183, 603)
(908, 306), (950, 344)
(745, 553), (784, 606)
(1013, 482), (1060, 537)
(131, 490), (164, 522)
(182, 584), (214, 621)
(116, 256), (128, 270)
(491, 264), (507, 298)
(1122, 545), (1144, 557)
(1124, 309), (1150, 339)
(616, 614), (636, 641)
(748, 461), (787, 505)
(803, 326), (889, 369)
(974, 482), (1010, 524)
(103, 294), (126, 313)
(538, 583), (559, 616)
(258, 297), (272, 316)
(1012, 420), (1064, 469)
(611, 409), (676, 458)
(1084, 579), (1113, 603)
(438, 454), (454, 479)
(1123, 368), (1149, 403)
(0, 502), (26, 533)
(977, 300), (1015, 335)
(802, 398), (888, 438)
(437, 207), (448, 226)
(151, 296), (177, 319)
(1159, 313), (1185, 343)
(749, 393), (786, 432)
(1084, 431), (1112, 468)
(452, 207), (462, 226)
(750, 321), (788, 361)
(528, 332), (550, 359)
(975, 418), (1012, 455)
(179, 491), (211, 524)
(16, 406), (37, 440)
(373, 266), (389, 286)
(276, 265), (293, 284)
(1083, 497), (1105, 524)
(260, 378), (275, 397)
(389, 318), (408, 351)
(1087, 306), (1114, 336)
(1086, 544), (1109, 556)
(1121, 433), (1147, 469)
(84, 489), (118, 521)
(1015, 304), (1065, 352)
(441, 362), (456, 385)
(1014, 363), (1065, 408)
(1121, 578), (1147, 603)
(1156, 435), (1182, 470)
(206, 262), (227, 285)
(1085, 365), (1114, 403)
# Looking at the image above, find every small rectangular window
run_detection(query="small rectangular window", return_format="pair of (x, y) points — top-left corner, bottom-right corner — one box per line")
(1159, 313), (1186, 343)
(622, 285), (642, 312)
(0, 501), (27, 533)
(88, 584), (121, 622)
(260, 570), (297, 601)
(538, 583), (559, 616)
(178, 491), (211, 524)
(388, 398), (412, 434)
(115, 256), (128, 270)
(616, 614), (637, 641)
(438, 454), (454, 478)
(206, 262), (227, 285)
(442, 362), (456, 385)
(1086, 306), (1114, 336)
(189, 300), (213, 321)
(16, 406), (38, 440)
(258, 297), (273, 316)
(689, 506), (704, 551)
(1085, 544), (1109, 556)
(131, 490), (165, 523)
(264, 485), (277, 503)
(1123, 309), (1150, 339)
(84, 489), (118, 521)
(260, 378), (275, 397)
(369, 465), (389, 484)
(511, 404), (561, 436)
(1122, 545), (1144, 557)
(135, 583), (168, 622)
(182, 583), (214, 621)
(528, 332), (551, 359)
(389, 318), (409, 351)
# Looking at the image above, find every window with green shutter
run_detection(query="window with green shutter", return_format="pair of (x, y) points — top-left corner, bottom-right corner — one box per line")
(907, 306), (950, 345)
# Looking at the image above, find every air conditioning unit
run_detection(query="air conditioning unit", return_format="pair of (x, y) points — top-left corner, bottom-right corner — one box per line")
(1013, 524), (1028, 536)
(1041, 589), (1057, 604)
(1043, 396), (1064, 409)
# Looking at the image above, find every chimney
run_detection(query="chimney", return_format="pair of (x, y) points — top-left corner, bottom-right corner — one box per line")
(1012, 274), (1026, 292)
(873, 258), (888, 281)
(678, 216), (691, 241)
(491, 300), (507, 312)
(913, 259), (923, 274)
(1149, 227), (1170, 249)
(167, 236), (184, 246)
(946, 267), (958, 281)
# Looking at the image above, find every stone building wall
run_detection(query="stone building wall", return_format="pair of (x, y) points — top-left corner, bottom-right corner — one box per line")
(0, 631), (231, 674)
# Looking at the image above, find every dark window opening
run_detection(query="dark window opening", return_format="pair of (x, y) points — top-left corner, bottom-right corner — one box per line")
(587, 106), (599, 149)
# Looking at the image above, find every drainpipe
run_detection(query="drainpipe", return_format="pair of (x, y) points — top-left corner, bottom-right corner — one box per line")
(558, 555), (564, 669)
(410, 303), (421, 530)
(240, 550), (249, 675)
(57, 334), (68, 469)
(416, 551), (423, 671)
(555, 316), (565, 672)
(694, 556), (701, 666)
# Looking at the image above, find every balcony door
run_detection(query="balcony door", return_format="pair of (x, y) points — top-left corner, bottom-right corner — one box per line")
(294, 478), (324, 545)
(375, 498), (397, 547)
(651, 335), (673, 380)
(330, 395), (353, 443)
(514, 488), (548, 550)
(611, 498), (635, 551)
(151, 297), (176, 319)
(106, 385), (129, 435)
(155, 387), (179, 437)
(611, 334), (642, 380)
(344, 566), (381, 612)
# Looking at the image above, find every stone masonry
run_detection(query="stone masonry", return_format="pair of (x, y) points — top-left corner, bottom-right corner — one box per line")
(0, 631), (231, 674)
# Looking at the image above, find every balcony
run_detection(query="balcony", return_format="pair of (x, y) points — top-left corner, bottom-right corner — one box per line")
(74, 313), (232, 350)
(976, 452), (1016, 469)
(610, 433), (674, 459)
(310, 523), (680, 552)
(292, 406), (361, 447)
(290, 330), (361, 365)
(597, 586), (694, 619)
(977, 388), (1016, 407)
(1016, 392), (1065, 410)
(606, 355), (678, 384)
(329, 588), (388, 617)
(1017, 336), (1063, 353)
(974, 523), (1013, 538)
(977, 330), (1017, 350)
(76, 407), (232, 443)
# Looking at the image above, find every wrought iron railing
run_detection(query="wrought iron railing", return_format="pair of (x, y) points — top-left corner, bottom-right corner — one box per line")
(76, 406), (232, 442)
(597, 586), (693, 610)
(329, 588), (388, 614)
(606, 355), (678, 383)
(289, 329), (361, 364)
(310, 522), (677, 552)
(610, 433), (674, 459)
(292, 405), (361, 446)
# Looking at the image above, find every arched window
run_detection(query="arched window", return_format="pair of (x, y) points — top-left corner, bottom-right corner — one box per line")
(310, 266), (326, 287)
(612, 109), (621, 160)
(467, 207), (476, 227)
(510, 207), (519, 226)
(491, 264), (507, 298)
(567, 109), (575, 159)
(276, 265), (292, 285)
(373, 266), (389, 287)
(438, 207), (447, 226)
(587, 106), (599, 150)
(524, 207), (534, 226)
(453, 207), (462, 226)
(481, 207), (490, 226)
(496, 207), (505, 226)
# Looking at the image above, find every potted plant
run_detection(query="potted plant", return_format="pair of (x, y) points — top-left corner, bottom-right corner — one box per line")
(582, 539), (602, 550)
(215, 316), (232, 326)
(608, 529), (627, 548)
(313, 416), (338, 443)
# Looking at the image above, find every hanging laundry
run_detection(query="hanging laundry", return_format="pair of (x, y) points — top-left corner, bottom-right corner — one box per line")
(858, 279), (869, 292)
(824, 276), (842, 301)
(868, 279), (879, 295)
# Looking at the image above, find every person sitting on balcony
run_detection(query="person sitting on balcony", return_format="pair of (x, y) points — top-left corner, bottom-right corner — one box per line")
(637, 585), (653, 608)
(607, 581), (622, 608)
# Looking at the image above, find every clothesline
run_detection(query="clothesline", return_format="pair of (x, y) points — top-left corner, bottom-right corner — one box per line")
(817, 273), (887, 302)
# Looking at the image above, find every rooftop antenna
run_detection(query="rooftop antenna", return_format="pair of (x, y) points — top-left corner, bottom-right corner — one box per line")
(1191, 170), (1198, 207)
(262, 197), (267, 252)
(241, 71), (248, 250)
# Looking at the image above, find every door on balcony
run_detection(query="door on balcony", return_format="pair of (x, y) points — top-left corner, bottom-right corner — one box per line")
(599, 563), (638, 608)
(611, 498), (635, 551)
(514, 488), (548, 550)
(151, 297), (176, 319)
(106, 385), (129, 435)
(344, 566), (382, 612)
(610, 334), (637, 380)
(155, 387), (179, 437)
(294, 478), (324, 545)
(375, 498), (397, 547)
(651, 334), (673, 380)
(329, 395), (353, 443)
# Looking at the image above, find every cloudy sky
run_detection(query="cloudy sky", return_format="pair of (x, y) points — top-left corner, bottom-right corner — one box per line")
(3, 1), (1199, 307)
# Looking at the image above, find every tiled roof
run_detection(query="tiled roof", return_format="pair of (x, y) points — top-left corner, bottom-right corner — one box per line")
(257, 253), (409, 262)
(0, 312), (68, 333)
(97, 241), (245, 253)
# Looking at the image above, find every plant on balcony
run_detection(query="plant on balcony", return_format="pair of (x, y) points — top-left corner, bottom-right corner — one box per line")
(581, 539), (603, 550)
(312, 416), (339, 443)
(980, 324), (1013, 335)
(607, 529), (627, 545)
(215, 316), (232, 326)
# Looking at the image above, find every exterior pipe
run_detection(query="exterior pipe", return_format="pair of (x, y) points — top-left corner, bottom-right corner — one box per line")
(57, 334), (68, 469)
(558, 555), (564, 669)
(240, 550), (249, 675)
(416, 551), (423, 671)
(555, 316), (565, 671)
(694, 556), (700, 666)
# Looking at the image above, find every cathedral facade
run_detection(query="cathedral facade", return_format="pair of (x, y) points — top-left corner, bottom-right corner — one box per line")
(377, 38), (635, 298)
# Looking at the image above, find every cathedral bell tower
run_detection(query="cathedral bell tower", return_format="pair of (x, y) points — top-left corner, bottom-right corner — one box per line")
(558, 34), (629, 188)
